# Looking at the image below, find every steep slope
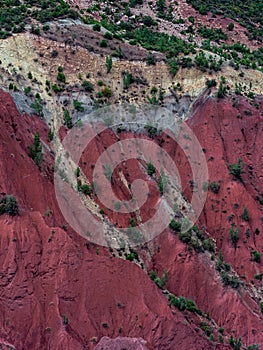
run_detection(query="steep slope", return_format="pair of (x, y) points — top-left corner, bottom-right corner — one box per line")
(150, 95), (263, 346)
(0, 89), (231, 349)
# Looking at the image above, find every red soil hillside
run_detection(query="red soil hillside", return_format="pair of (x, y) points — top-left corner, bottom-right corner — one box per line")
(150, 95), (263, 346)
(0, 89), (232, 349)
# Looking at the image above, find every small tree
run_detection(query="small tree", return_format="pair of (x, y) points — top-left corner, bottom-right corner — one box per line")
(168, 58), (178, 76)
(252, 251), (261, 263)
(210, 182), (220, 194)
(228, 158), (246, 181)
(106, 56), (112, 73)
(146, 54), (156, 65)
(48, 129), (54, 141)
(0, 196), (19, 216)
(147, 162), (156, 176)
(227, 23), (234, 31)
(206, 79), (217, 88)
(101, 87), (113, 98)
(63, 109), (73, 129)
(81, 184), (91, 195)
(217, 81), (227, 98)
(57, 71), (66, 83)
(229, 225), (239, 248)
(75, 167), (80, 177)
(29, 132), (42, 166)
(73, 100), (84, 112)
(93, 23), (101, 31)
(229, 336), (242, 350)
(82, 80), (94, 92)
(169, 219), (181, 232)
(242, 206), (249, 221)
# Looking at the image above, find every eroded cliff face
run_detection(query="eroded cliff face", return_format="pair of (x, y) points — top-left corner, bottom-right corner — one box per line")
(0, 89), (235, 349)
(150, 96), (263, 345)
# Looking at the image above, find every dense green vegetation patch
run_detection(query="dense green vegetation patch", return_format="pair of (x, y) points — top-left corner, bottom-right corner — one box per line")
(0, 0), (78, 38)
(187, 0), (263, 40)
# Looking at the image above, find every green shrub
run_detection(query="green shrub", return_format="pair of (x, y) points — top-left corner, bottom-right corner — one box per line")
(206, 79), (217, 88)
(104, 31), (113, 40)
(106, 56), (112, 73)
(0, 195), (18, 216)
(24, 86), (31, 95)
(228, 158), (245, 180)
(57, 72), (66, 83)
(168, 58), (178, 76)
(228, 22), (234, 31)
(75, 167), (80, 178)
(101, 86), (113, 98)
(229, 225), (239, 247)
(150, 270), (168, 289)
(29, 132), (42, 166)
(200, 322), (212, 336)
(169, 219), (181, 232)
(210, 182), (220, 194)
(82, 80), (94, 92)
(178, 230), (192, 244)
(30, 98), (43, 117)
(146, 54), (156, 65)
(100, 39), (108, 48)
(81, 184), (91, 195)
(203, 238), (215, 252)
(48, 129), (54, 141)
(147, 162), (156, 176)
(62, 314), (69, 325)
(229, 335), (242, 349)
(73, 100), (84, 112)
(93, 23), (101, 31)
(63, 109), (73, 129)
(252, 251), (261, 263)
(242, 206), (249, 221)
(217, 81), (227, 98)
(122, 71), (134, 90)
(247, 345), (259, 350)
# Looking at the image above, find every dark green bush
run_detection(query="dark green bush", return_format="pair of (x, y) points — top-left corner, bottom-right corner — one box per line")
(63, 109), (72, 129)
(210, 182), (220, 194)
(252, 251), (261, 263)
(82, 80), (94, 92)
(147, 162), (156, 176)
(242, 206), (249, 221)
(228, 158), (246, 180)
(169, 219), (181, 232)
(0, 196), (19, 216)
(29, 132), (42, 166)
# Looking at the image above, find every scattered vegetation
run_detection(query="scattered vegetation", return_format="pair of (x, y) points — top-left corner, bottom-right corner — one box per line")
(168, 294), (202, 314)
(216, 251), (240, 288)
(229, 335), (242, 350)
(150, 270), (168, 289)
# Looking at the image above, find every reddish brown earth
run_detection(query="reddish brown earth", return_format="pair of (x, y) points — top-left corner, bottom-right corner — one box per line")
(151, 95), (263, 345)
(0, 89), (230, 349)
(1, 88), (263, 349)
